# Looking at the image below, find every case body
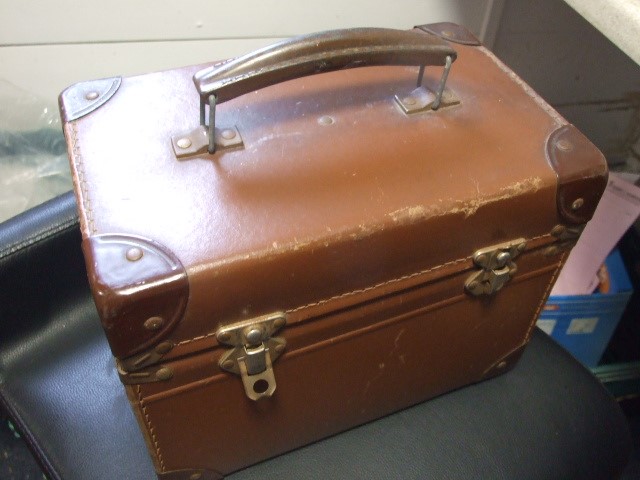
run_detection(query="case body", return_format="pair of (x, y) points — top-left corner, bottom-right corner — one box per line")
(60, 23), (607, 479)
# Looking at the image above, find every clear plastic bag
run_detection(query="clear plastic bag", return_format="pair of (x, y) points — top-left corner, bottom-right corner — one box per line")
(0, 80), (71, 223)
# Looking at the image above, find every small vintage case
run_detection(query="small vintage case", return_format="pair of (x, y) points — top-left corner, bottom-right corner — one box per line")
(60, 23), (607, 479)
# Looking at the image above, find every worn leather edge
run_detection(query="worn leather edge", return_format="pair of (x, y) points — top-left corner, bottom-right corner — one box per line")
(546, 125), (609, 225)
(82, 234), (189, 359)
(415, 22), (481, 45)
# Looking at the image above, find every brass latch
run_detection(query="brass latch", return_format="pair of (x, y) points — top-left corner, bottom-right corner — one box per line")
(216, 312), (287, 401)
(465, 239), (526, 296)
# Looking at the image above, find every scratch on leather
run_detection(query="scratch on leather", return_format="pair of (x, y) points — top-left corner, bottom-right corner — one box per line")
(389, 176), (543, 222)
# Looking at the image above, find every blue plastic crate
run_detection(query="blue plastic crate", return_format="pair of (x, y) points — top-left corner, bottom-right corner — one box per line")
(537, 249), (632, 367)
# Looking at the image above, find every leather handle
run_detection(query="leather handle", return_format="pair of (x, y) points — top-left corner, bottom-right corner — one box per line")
(193, 27), (457, 153)
(193, 27), (457, 103)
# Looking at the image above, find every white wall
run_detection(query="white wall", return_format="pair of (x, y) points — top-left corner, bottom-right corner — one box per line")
(0, 0), (504, 104)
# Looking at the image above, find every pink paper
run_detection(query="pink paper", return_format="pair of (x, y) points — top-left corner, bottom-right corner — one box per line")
(551, 173), (640, 296)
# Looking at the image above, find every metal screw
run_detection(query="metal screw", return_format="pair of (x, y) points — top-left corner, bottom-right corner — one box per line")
(125, 247), (143, 262)
(403, 97), (417, 106)
(475, 254), (487, 266)
(571, 198), (584, 210)
(144, 316), (164, 331)
(273, 317), (286, 329)
(176, 137), (192, 149)
(222, 359), (235, 370)
(217, 331), (231, 343)
(544, 246), (560, 257)
(496, 252), (511, 266)
(274, 344), (285, 354)
(551, 225), (566, 237)
(154, 341), (173, 355)
(85, 91), (99, 100)
(155, 367), (173, 381)
(497, 361), (507, 369)
(244, 327), (264, 345)
(221, 129), (236, 140)
(318, 115), (334, 125)
(556, 139), (573, 152)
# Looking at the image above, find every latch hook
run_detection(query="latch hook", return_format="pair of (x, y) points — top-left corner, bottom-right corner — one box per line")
(216, 312), (287, 401)
(465, 239), (526, 296)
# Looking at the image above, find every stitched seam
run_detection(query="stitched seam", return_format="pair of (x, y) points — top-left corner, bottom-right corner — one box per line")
(137, 385), (165, 472)
(285, 256), (471, 314)
(70, 122), (96, 235)
(175, 256), (470, 347)
(0, 216), (78, 260)
(524, 251), (566, 342)
(176, 233), (551, 347)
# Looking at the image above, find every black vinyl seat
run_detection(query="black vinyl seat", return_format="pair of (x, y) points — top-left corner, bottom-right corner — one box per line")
(0, 192), (632, 479)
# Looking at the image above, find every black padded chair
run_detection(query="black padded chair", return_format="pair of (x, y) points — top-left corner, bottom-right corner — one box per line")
(0, 192), (632, 479)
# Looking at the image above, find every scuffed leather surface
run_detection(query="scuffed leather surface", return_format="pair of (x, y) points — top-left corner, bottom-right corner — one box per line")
(0, 194), (632, 479)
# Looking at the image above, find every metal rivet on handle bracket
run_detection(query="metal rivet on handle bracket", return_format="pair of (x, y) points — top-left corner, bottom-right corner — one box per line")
(395, 86), (460, 115)
(176, 137), (192, 149)
(171, 125), (243, 159)
(221, 129), (237, 139)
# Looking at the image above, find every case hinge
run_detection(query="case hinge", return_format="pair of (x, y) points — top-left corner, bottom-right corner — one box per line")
(465, 238), (527, 296)
(216, 312), (287, 401)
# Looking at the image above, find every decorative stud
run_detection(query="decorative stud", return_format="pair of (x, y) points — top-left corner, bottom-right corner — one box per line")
(318, 115), (334, 125)
(155, 367), (174, 381)
(556, 139), (574, 152)
(154, 342), (174, 355)
(571, 198), (584, 211)
(144, 316), (164, 331)
(125, 247), (143, 262)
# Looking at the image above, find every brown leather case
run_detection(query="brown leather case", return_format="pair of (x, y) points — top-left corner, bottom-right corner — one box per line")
(60, 23), (607, 480)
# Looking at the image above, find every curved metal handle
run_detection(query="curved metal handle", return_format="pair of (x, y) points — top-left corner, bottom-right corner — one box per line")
(194, 28), (457, 153)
